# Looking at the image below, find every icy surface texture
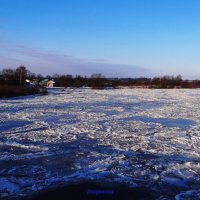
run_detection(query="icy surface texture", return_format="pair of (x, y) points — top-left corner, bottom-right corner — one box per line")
(0, 88), (200, 199)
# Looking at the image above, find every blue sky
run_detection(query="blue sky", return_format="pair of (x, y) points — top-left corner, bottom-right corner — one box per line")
(0, 0), (200, 78)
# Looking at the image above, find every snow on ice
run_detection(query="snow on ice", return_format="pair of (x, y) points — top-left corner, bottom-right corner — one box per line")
(0, 88), (200, 199)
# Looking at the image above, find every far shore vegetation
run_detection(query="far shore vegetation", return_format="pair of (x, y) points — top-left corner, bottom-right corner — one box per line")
(1, 65), (200, 98)
(0, 85), (40, 98)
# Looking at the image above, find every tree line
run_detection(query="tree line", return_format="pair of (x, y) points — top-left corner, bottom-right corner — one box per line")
(1, 66), (200, 89)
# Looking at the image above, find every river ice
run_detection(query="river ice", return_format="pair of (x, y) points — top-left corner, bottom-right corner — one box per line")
(0, 88), (200, 199)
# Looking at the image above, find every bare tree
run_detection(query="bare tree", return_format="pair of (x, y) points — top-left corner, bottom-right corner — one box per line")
(16, 65), (27, 85)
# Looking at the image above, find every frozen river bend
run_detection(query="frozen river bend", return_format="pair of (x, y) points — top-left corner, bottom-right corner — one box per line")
(0, 88), (200, 199)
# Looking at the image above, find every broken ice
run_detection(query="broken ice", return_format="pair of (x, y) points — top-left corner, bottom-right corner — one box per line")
(0, 88), (200, 199)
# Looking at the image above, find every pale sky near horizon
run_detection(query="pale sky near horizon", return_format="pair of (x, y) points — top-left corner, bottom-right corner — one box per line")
(0, 0), (200, 78)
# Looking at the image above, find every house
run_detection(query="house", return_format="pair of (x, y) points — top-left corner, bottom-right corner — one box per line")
(39, 79), (49, 87)
(47, 80), (55, 87)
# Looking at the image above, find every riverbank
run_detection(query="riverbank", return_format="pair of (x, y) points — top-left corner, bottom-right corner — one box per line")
(0, 85), (47, 98)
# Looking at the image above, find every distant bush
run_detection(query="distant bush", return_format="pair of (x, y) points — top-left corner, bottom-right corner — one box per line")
(0, 85), (40, 98)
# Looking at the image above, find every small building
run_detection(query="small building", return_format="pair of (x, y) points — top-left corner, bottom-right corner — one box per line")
(39, 79), (49, 87)
(47, 80), (55, 87)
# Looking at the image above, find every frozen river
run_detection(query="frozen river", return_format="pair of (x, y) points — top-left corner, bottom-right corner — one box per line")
(0, 88), (200, 199)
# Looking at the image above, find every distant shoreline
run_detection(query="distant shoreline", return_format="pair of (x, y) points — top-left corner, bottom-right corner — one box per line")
(1, 85), (200, 99)
(0, 85), (47, 98)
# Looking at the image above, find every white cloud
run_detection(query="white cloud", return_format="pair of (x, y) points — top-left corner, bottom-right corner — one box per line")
(0, 43), (150, 77)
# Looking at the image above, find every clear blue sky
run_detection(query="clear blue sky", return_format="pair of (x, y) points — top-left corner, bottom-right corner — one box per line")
(0, 0), (200, 78)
